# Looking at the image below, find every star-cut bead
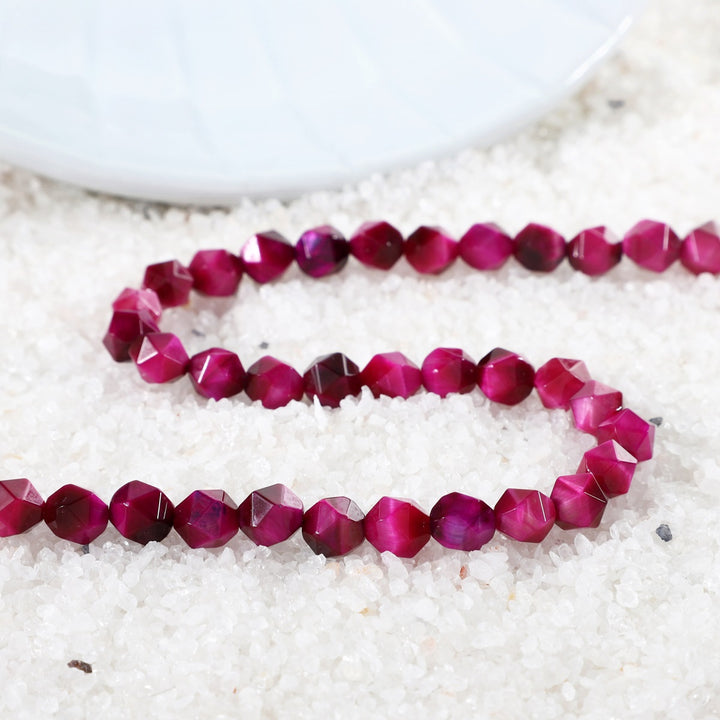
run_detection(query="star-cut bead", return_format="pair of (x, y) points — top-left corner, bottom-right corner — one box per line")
(680, 222), (720, 275)
(404, 226), (458, 274)
(349, 221), (404, 270)
(112, 287), (162, 323)
(622, 219), (681, 272)
(534, 358), (591, 410)
(295, 225), (349, 278)
(302, 496), (365, 556)
(364, 497), (431, 558)
(0, 478), (44, 537)
(595, 409), (655, 462)
(421, 347), (476, 397)
(568, 226), (622, 276)
(188, 348), (246, 400)
(577, 440), (637, 497)
(303, 353), (362, 407)
(130, 332), (189, 384)
(477, 348), (535, 406)
(240, 231), (295, 283)
(430, 492), (495, 550)
(551, 473), (607, 530)
(513, 223), (566, 272)
(174, 489), (239, 548)
(237, 484), (304, 546)
(459, 223), (513, 270)
(142, 260), (194, 307)
(361, 352), (422, 399)
(43, 484), (108, 544)
(103, 308), (160, 362)
(569, 381), (623, 434)
(188, 249), (242, 296)
(494, 488), (556, 542)
(109, 480), (174, 544)
(245, 356), (304, 409)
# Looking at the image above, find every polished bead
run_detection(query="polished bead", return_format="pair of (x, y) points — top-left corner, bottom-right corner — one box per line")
(112, 287), (162, 323)
(102, 308), (160, 362)
(459, 222), (513, 270)
(494, 488), (556, 542)
(570, 381), (623, 434)
(43, 484), (108, 544)
(188, 348), (245, 400)
(596, 409), (655, 462)
(551, 473), (607, 530)
(477, 348), (535, 406)
(622, 219), (681, 272)
(131, 332), (189, 384)
(109, 480), (174, 544)
(302, 496), (365, 557)
(430, 492), (495, 550)
(513, 223), (566, 272)
(295, 225), (349, 278)
(0, 479), (44, 537)
(174, 490), (239, 548)
(404, 226), (458, 274)
(568, 226), (622, 276)
(364, 497), (431, 558)
(245, 356), (304, 409)
(361, 352), (422, 399)
(237, 484), (304, 546)
(534, 358), (591, 409)
(142, 259), (193, 307)
(577, 440), (637, 497)
(680, 222), (720, 275)
(240, 231), (295, 283)
(188, 249), (242, 296)
(349, 221), (404, 270)
(421, 347), (476, 397)
(303, 353), (361, 407)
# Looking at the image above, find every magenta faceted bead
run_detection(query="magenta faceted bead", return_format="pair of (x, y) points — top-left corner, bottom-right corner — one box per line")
(188, 348), (246, 400)
(596, 409), (655, 462)
(680, 222), (720, 275)
(513, 223), (566, 272)
(302, 496), (365, 557)
(459, 222), (513, 270)
(361, 352), (422, 399)
(477, 348), (535, 406)
(551, 473), (607, 530)
(174, 490), (239, 548)
(421, 347), (476, 397)
(349, 221), (404, 270)
(43, 484), (108, 544)
(494, 489), (556, 542)
(245, 356), (304, 409)
(430, 492), (495, 550)
(109, 481), (174, 544)
(188, 249), (242, 296)
(103, 308), (160, 362)
(534, 358), (591, 410)
(578, 440), (637, 497)
(570, 381), (623, 434)
(568, 226), (622, 276)
(622, 219), (681, 272)
(364, 497), (431, 558)
(142, 260), (194, 307)
(304, 353), (362, 407)
(240, 231), (295, 283)
(0, 479), (44, 536)
(295, 225), (349, 278)
(405, 226), (458, 274)
(112, 287), (162, 323)
(131, 332), (189, 383)
(237, 484), (304, 546)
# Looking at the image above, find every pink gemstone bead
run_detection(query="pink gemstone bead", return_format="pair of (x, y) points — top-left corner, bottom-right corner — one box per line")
(131, 332), (189, 384)
(494, 488), (556, 542)
(364, 497), (431, 558)
(430, 492), (495, 550)
(174, 490), (239, 548)
(513, 223), (566, 272)
(43, 484), (108, 544)
(421, 347), (476, 397)
(237, 484), (304, 546)
(295, 225), (349, 278)
(680, 222), (720, 275)
(245, 356), (304, 409)
(188, 249), (242, 296)
(477, 348), (535, 406)
(302, 496), (365, 557)
(622, 219), (681, 272)
(459, 222), (513, 270)
(596, 409), (655, 462)
(142, 260), (194, 307)
(109, 480), (174, 544)
(551, 473), (607, 530)
(570, 381), (623, 434)
(534, 358), (591, 410)
(240, 231), (295, 283)
(361, 352), (422, 399)
(303, 353), (361, 407)
(188, 348), (246, 400)
(349, 221), (404, 270)
(103, 308), (160, 362)
(568, 226), (622, 276)
(404, 226), (458, 274)
(112, 287), (162, 323)
(578, 440), (637, 497)
(0, 478), (44, 536)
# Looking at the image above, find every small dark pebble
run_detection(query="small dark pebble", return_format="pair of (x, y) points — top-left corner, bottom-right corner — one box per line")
(649, 417), (663, 426)
(81, 544), (90, 555)
(656, 524), (672, 542)
(68, 659), (93, 674)
(259, 341), (269, 350)
(608, 98), (625, 109)
(191, 329), (206, 337)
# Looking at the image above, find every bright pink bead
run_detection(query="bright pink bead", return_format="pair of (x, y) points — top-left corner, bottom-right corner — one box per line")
(568, 226), (622, 276)
(494, 488), (556, 542)
(570, 381), (623, 434)
(404, 226), (458, 274)
(43, 484), (108, 544)
(349, 221), (404, 270)
(534, 358), (591, 409)
(430, 492), (495, 550)
(477, 348), (535, 406)
(578, 440), (637, 497)
(112, 287), (162, 323)
(459, 222), (513, 270)
(174, 490), (239, 548)
(596, 409), (655, 462)
(0, 479), (44, 537)
(237, 484), (304, 546)
(551, 473), (607, 530)
(421, 347), (476, 397)
(188, 249), (242, 296)
(188, 348), (245, 400)
(245, 356), (304, 409)
(364, 497), (430, 558)
(361, 352), (422, 399)
(295, 225), (349, 278)
(622, 219), (681, 272)
(303, 353), (361, 407)
(240, 231), (295, 283)
(109, 480), (174, 544)
(142, 260), (194, 307)
(131, 332), (189, 384)
(513, 223), (566, 272)
(103, 308), (160, 362)
(680, 222), (720, 275)
(302, 496), (365, 557)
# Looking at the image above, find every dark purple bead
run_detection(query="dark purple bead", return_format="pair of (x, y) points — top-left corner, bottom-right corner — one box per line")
(513, 223), (566, 272)
(303, 353), (361, 407)
(240, 231), (295, 283)
(430, 492), (495, 550)
(302, 497), (365, 556)
(109, 480), (174, 544)
(349, 221), (404, 270)
(405, 226), (458, 274)
(295, 225), (349, 278)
